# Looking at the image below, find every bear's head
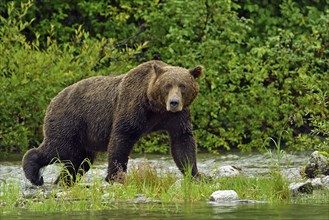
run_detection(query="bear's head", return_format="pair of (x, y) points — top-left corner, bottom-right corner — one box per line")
(147, 63), (202, 113)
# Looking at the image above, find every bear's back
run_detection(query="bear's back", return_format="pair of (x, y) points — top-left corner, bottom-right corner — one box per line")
(47, 75), (123, 114)
(44, 75), (124, 150)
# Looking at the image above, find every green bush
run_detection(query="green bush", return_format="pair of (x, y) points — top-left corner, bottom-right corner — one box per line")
(0, 1), (145, 155)
(1, 0), (329, 155)
(0, 0), (158, 49)
(140, 0), (329, 152)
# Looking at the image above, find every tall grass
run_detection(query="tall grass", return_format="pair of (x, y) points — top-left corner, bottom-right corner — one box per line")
(1, 160), (327, 213)
(263, 131), (290, 202)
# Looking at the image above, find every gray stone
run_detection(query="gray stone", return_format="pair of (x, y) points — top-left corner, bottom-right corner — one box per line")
(305, 151), (329, 178)
(322, 176), (329, 190)
(281, 167), (303, 182)
(102, 193), (110, 199)
(289, 182), (313, 196)
(309, 178), (324, 190)
(213, 165), (240, 178)
(209, 190), (239, 202)
(134, 194), (152, 203)
(130, 194), (161, 204)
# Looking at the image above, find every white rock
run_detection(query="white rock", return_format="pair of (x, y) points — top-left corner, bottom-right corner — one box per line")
(310, 178), (324, 190)
(214, 165), (240, 178)
(102, 193), (110, 199)
(209, 190), (239, 202)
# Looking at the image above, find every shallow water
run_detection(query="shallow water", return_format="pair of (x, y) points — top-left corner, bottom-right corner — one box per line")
(1, 202), (329, 220)
(1, 152), (328, 220)
(0, 151), (309, 185)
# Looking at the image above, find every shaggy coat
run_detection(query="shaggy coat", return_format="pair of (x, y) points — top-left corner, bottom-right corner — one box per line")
(22, 60), (202, 186)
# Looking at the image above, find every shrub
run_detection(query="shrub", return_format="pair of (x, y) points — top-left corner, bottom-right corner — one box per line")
(1, 0), (329, 155)
(0, 1), (145, 155)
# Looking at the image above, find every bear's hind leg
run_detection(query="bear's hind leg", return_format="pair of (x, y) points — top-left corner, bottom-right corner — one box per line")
(22, 146), (48, 186)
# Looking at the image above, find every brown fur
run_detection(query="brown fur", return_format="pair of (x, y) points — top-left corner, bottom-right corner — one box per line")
(22, 60), (202, 186)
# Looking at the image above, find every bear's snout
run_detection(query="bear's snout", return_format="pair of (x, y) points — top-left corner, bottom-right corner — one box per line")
(167, 97), (182, 112)
(170, 99), (179, 108)
(166, 87), (183, 112)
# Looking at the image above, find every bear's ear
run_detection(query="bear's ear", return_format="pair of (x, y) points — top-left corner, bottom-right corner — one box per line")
(152, 63), (165, 75)
(189, 66), (202, 78)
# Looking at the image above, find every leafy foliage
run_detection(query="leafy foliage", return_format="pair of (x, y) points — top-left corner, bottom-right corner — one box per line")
(0, 1), (145, 155)
(1, 0), (329, 155)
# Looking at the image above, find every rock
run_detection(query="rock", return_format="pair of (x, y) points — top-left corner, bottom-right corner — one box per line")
(102, 193), (110, 199)
(322, 176), (329, 190)
(304, 151), (329, 178)
(134, 194), (152, 203)
(213, 165), (240, 178)
(289, 182), (313, 196)
(209, 190), (239, 202)
(281, 167), (303, 182)
(56, 191), (70, 199)
(309, 178), (324, 190)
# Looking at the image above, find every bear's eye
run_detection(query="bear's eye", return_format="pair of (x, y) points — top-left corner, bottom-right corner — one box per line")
(164, 84), (172, 91)
(179, 84), (186, 90)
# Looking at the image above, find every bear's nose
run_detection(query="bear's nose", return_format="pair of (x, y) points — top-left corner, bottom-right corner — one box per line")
(170, 99), (179, 108)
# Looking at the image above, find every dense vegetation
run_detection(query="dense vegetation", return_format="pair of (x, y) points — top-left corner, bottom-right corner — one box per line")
(1, 0), (329, 156)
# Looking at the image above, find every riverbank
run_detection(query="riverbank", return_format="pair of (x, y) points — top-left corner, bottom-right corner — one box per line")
(1, 152), (329, 214)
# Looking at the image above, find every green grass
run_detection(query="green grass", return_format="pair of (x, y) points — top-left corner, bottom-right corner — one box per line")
(1, 161), (328, 213)
(217, 172), (290, 203)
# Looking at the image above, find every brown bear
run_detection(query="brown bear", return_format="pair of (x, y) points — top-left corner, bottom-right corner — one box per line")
(22, 60), (202, 186)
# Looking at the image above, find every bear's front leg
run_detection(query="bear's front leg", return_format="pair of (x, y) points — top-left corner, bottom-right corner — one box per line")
(105, 130), (140, 183)
(169, 131), (199, 178)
